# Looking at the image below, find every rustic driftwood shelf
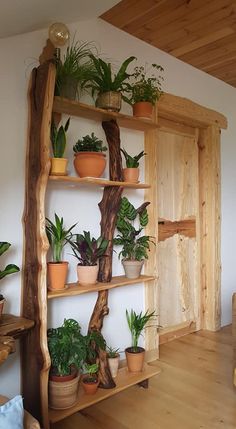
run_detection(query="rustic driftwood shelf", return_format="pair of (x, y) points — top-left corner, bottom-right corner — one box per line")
(47, 275), (156, 299)
(49, 175), (150, 189)
(48, 363), (161, 424)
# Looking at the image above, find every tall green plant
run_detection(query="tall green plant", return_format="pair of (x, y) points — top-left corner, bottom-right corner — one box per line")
(46, 214), (77, 262)
(51, 118), (70, 158)
(126, 309), (156, 351)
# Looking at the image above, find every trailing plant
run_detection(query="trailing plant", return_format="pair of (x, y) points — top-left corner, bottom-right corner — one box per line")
(73, 132), (107, 153)
(69, 231), (108, 266)
(126, 309), (156, 352)
(83, 363), (99, 383)
(113, 197), (154, 261)
(51, 117), (70, 158)
(121, 148), (146, 168)
(124, 63), (164, 106)
(85, 55), (136, 98)
(106, 346), (120, 358)
(0, 242), (20, 301)
(46, 213), (77, 262)
(55, 40), (97, 98)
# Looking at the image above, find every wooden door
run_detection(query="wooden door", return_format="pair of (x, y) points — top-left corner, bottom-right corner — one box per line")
(157, 129), (200, 342)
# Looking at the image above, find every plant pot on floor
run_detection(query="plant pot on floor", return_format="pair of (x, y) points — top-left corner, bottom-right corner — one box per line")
(122, 260), (144, 279)
(96, 91), (122, 112)
(125, 346), (145, 372)
(123, 168), (139, 183)
(108, 354), (120, 378)
(133, 102), (153, 120)
(50, 157), (68, 176)
(74, 152), (106, 178)
(77, 264), (99, 285)
(47, 261), (69, 291)
(49, 373), (80, 409)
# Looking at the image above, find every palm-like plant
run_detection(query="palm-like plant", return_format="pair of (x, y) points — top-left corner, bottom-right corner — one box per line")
(46, 214), (77, 262)
(120, 148), (146, 168)
(69, 231), (108, 266)
(126, 309), (156, 352)
(51, 118), (70, 158)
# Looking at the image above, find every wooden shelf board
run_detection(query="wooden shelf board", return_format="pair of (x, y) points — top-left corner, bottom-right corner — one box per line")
(53, 97), (158, 131)
(49, 363), (161, 423)
(48, 275), (155, 300)
(49, 175), (150, 189)
(0, 314), (34, 338)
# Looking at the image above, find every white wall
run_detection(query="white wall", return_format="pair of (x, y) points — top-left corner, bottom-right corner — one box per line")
(0, 17), (235, 397)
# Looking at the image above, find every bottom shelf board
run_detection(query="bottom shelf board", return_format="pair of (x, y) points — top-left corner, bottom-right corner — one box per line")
(49, 363), (161, 423)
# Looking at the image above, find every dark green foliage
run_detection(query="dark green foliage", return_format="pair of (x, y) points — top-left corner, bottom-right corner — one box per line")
(68, 231), (108, 266)
(0, 242), (19, 281)
(106, 346), (120, 358)
(113, 197), (154, 261)
(51, 118), (70, 158)
(46, 213), (77, 262)
(126, 309), (156, 351)
(47, 319), (106, 377)
(121, 148), (146, 168)
(85, 55), (136, 98)
(73, 132), (107, 153)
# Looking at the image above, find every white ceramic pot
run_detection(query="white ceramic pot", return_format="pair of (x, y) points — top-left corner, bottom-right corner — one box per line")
(122, 260), (144, 279)
(77, 264), (99, 285)
(108, 354), (120, 378)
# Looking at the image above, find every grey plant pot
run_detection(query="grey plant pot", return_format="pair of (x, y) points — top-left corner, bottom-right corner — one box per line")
(122, 260), (144, 279)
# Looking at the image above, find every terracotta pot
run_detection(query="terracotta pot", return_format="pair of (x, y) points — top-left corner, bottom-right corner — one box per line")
(125, 346), (145, 372)
(108, 354), (120, 378)
(133, 102), (153, 119)
(74, 152), (106, 178)
(77, 264), (99, 285)
(0, 299), (5, 319)
(96, 91), (121, 112)
(50, 158), (68, 176)
(123, 168), (139, 183)
(122, 260), (144, 279)
(47, 261), (68, 291)
(82, 377), (99, 395)
(49, 374), (80, 409)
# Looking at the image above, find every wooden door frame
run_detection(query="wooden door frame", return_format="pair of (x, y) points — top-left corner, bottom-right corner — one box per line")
(145, 93), (227, 356)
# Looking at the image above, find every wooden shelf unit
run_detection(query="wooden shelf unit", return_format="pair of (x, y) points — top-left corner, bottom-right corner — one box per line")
(49, 175), (150, 189)
(48, 275), (155, 299)
(0, 314), (34, 338)
(53, 96), (158, 131)
(49, 363), (161, 424)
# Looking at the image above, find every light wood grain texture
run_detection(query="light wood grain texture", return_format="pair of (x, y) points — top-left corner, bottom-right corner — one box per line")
(159, 320), (197, 345)
(49, 363), (161, 424)
(53, 326), (235, 429)
(0, 336), (15, 365)
(49, 175), (150, 188)
(232, 293), (236, 386)
(144, 123), (159, 357)
(48, 275), (155, 299)
(101, 0), (236, 88)
(53, 97), (158, 131)
(158, 218), (196, 241)
(198, 125), (221, 331)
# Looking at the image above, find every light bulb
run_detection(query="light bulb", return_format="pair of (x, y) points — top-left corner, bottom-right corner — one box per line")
(48, 22), (70, 48)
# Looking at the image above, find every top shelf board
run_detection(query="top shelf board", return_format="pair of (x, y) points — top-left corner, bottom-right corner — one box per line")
(53, 97), (158, 131)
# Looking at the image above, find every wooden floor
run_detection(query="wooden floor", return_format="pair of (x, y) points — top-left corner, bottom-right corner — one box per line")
(53, 326), (236, 429)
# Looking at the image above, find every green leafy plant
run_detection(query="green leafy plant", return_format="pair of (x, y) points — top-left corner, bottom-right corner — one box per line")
(46, 214), (77, 262)
(69, 231), (108, 266)
(0, 242), (20, 301)
(126, 309), (156, 352)
(55, 41), (97, 98)
(73, 132), (107, 153)
(121, 148), (146, 168)
(83, 362), (99, 383)
(51, 117), (70, 158)
(106, 346), (120, 358)
(124, 63), (164, 106)
(113, 197), (154, 261)
(85, 55), (136, 98)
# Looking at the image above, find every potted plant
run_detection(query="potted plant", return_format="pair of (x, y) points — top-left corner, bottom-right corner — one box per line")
(114, 197), (154, 279)
(50, 117), (70, 176)
(46, 214), (77, 291)
(124, 63), (164, 119)
(73, 132), (107, 178)
(106, 346), (120, 378)
(120, 148), (146, 183)
(85, 54), (136, 112)
(69, 231), (108, 285)
(0, 242), (19, 318)
(125, 309), (156, 372)
(55, 41), (96, 100)
(82, 363), (99, 395)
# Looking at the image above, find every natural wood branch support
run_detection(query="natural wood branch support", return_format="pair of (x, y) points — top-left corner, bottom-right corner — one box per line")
(0, 336), (15, 365)
(88, 120), (123, 389)
(158, 218), (196, 241)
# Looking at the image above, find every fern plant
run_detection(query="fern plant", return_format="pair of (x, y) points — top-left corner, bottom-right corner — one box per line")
(113, 197), (154, 261)
(121, 148), (146, 168)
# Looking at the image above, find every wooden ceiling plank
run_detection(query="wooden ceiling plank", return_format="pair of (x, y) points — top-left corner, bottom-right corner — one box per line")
(202, 52), (236, 71)
(202, 57), (236, 75)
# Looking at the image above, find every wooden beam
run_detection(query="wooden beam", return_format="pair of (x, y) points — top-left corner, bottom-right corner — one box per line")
(158, 218), (196, 241)
(232, 293), (236, 386)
